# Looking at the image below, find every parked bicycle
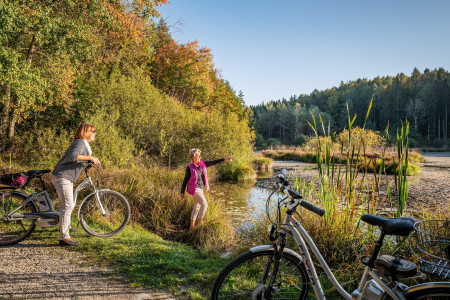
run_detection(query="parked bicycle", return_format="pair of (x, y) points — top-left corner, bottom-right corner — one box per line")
(0, 163), (130, 246)
(211, 169), (450, 299)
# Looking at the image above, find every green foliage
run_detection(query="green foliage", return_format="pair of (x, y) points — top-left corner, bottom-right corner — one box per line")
(80, 70), (254, 168)
(337, 127), (384, 150)
(266, 138), (281, 147)
(86, 110), (135, 168)
(218, 160), (256, 181)
(294, 134), (308, 146)
(252, 68), (450, 148)
(251, 153), (273, 175)
(15, 127), (71, 169)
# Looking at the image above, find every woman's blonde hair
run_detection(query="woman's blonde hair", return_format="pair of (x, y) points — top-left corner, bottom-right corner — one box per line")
(74, 123), (95, 140)
(189, 148), (201, 158)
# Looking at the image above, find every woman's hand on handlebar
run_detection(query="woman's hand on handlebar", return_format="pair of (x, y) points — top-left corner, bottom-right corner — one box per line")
(90, 156), (101, 168)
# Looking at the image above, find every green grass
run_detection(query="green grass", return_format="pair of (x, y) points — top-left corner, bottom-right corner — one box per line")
(27, 223), (230, 299)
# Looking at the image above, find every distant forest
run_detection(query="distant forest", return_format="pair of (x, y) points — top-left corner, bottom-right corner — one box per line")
(251, 68), (450, 148)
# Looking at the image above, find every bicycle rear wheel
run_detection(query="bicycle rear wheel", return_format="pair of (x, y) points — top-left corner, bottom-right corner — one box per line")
(211, 249), (310, 300)
(0, 191), (37, 246)
(79, 190), (130, 237)
(405, 283), (450, 299)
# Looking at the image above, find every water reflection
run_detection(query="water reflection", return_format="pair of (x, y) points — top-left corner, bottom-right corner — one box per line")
(210, 180), (279, 229)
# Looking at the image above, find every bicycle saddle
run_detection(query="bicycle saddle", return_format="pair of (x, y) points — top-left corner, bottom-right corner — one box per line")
(361, 214), (416, 236)
(27, 170), (51, 177)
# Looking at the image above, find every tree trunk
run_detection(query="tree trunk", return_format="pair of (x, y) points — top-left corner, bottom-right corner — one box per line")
(438, 114), (441, 141)
(1, 83), (11, 141)
(8, 115), (16, 139)
(445, 101), (448, 143)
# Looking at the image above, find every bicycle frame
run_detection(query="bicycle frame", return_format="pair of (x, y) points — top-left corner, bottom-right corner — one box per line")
(2, 190), (60, 228)
(74, 173), (107, 219)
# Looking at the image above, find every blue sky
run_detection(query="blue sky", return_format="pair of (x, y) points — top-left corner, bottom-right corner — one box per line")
(158, 1), (450, 107)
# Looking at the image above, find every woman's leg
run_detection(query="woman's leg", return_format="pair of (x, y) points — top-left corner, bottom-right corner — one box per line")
(51, 175), (74, 241)
(190, 188), (208, 228)
(192, 188), (208, 227)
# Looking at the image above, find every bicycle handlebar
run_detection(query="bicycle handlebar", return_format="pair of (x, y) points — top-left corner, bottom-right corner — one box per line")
(275, 169), (325, 217)
(85, 162), (101, 174)
(300, 200), (325, 216)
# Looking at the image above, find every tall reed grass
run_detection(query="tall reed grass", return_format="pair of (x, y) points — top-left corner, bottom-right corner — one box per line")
(96, 165), (236, 251)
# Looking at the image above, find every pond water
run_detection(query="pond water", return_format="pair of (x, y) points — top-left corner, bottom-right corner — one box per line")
(210, 178), (283, 229)
(210, 178), (286, 230)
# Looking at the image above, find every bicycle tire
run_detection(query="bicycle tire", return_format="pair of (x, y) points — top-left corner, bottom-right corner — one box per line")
(0, 191), (37, 246)
(79, 190), (130, 237)
(211, 249), (310, 300)
(405, 284), (450, 299)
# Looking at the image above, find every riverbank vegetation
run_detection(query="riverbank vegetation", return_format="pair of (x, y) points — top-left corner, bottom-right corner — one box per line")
(261, 130), (424, 175)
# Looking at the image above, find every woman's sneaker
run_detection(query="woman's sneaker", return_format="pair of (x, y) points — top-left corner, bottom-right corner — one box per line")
(59, 239), (80, 246)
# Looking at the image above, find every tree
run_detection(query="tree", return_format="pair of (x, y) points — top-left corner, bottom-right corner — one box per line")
(406, 98), (425, 131)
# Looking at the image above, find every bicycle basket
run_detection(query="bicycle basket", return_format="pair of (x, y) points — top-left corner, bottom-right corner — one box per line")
(411, 220), (450, 279)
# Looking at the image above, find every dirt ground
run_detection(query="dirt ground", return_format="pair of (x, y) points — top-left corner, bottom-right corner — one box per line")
(0, 240), (175, 300)
(268, 152), (450, 216)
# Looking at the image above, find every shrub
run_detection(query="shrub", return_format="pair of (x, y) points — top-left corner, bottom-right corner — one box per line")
(266, 138), (281, 147)
(294, 134), (308, 146)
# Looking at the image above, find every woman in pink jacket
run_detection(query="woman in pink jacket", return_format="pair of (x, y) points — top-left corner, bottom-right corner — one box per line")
(180, 149), (232, 230)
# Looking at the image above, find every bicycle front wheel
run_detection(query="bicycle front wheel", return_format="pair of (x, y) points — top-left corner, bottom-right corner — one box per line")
(0, 191), (37, 246)
(79, 190), (130, 237)
(211, 249), (310, 300)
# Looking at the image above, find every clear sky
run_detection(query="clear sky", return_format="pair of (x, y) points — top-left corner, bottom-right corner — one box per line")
(158, 1), (450, 107)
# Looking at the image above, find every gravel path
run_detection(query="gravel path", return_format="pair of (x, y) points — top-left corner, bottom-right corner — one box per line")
(268, 152), (450, 215)
(0, 240), (175, 300)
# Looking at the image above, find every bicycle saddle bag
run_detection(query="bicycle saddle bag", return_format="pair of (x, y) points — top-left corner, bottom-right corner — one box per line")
(374, 255), (417, 279)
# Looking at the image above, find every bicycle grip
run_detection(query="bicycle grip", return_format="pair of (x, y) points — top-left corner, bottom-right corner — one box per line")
(300, 201), (325, 217)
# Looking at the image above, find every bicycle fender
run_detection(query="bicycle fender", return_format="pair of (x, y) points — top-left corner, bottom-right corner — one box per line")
(9, 191), (29, 199)
(77, 189), (115, 220)
(250, 245), (304, 262)
(405, 282), (450, 294)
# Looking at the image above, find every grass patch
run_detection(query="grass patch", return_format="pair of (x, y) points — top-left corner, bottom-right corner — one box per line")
(28, 223), (229, 299)
(251, 153), (273, 176)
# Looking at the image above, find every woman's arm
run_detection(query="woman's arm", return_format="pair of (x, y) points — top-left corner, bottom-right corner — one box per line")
(180, 166), (191, 197)
(77, 155), (101, 167)
(204, 158), (232, 167)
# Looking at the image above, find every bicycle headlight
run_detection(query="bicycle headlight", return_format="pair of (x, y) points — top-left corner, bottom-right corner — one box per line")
(268, 225), (277, 243)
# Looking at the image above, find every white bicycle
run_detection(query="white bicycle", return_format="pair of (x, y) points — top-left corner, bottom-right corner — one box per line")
(211, 169), (450, 299)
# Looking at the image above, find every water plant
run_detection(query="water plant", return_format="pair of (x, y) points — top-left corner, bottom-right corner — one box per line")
(394, 121), (410, 217)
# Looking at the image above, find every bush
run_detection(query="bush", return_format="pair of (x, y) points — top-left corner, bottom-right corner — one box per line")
(217, 160), (256, 181)
(254, 133), (267, 148)
(294, 134), (308, 146)
(251, 154), (272, 174)
(266, 138), (281, 147)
